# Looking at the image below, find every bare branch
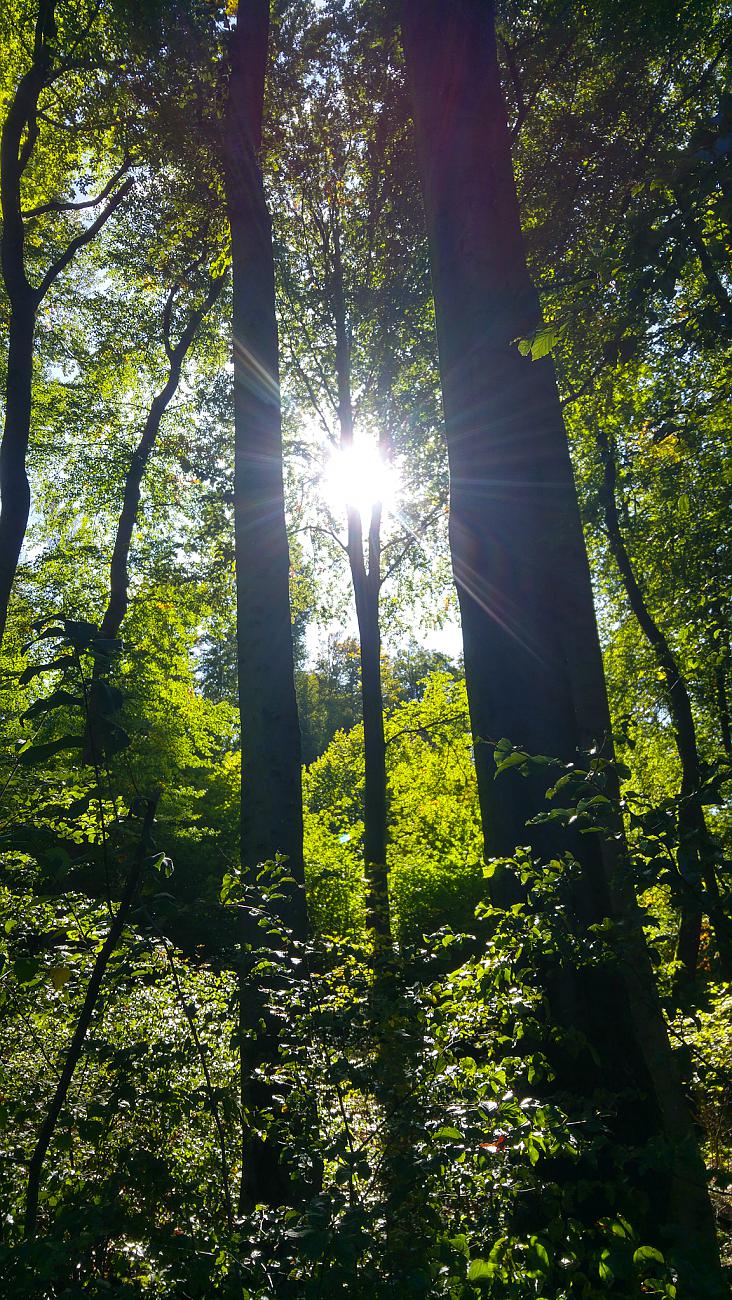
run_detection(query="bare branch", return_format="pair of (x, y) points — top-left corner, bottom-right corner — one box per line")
(380, 503), (445, 585)
(386, 712), (468, 749)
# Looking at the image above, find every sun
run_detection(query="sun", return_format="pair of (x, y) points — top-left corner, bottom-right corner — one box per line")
(322, 440), (400, 527)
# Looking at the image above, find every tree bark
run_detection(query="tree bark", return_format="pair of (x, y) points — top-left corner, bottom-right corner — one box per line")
(354, 511), (390, 937)
(400, 1), (608, 869)
(331, 221), (390, 939)
(400, 1), (724, 1286)
(224, 0), (308, 1212)
(0, 1), (51, 647)
(0, 302), (36, 647)
(597, 426), (732, 979)
(225, 0), (304, 891)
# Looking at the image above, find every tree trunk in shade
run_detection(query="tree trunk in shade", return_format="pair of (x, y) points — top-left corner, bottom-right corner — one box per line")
(400, 0), (723, 1286)
(225, 0), (305, 908)
(224, 0), (308, 1210)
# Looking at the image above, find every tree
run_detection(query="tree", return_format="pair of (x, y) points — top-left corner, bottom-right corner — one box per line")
(271, 0), (446, 937)
(225, 0), (304, 892)
(223, 0), (308, 1211)
(596, 421), (732, 980)
(0, 0), (133, 646)
(399, 0), (724, 1283)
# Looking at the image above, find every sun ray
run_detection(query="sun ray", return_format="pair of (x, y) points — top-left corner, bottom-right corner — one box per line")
(321, 440), (400, 527)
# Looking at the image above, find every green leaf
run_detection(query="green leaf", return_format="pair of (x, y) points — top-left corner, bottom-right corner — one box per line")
(494, 748), (531, 776)
(633, 1245), (664, 1266)
(16, 736), (83, 766)
(63, 619), (100, 648)
(22, 689), (83, 721)
(95, 681), (124, 716)
(97, 722), (130, 755)
(515, 323), (563, 361)
(468, 1259), (494, 1281)
(530, 1238), (550, 1268)
(19, 654), (75, 684)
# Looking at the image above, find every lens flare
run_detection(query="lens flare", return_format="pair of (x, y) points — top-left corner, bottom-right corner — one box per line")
(322, 441), (399, 526)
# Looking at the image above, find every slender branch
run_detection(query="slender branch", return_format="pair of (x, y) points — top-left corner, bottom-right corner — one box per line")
(385, 712), (468, 749)
(161, 281), (178, 364)
(303, 523), (349, 554)
(34, 176), (133, 302)
(24, 796), (159, 1237)
(380, 505), (444, 586)
(93, 272), (225, 650)
(159, 934), (234, 1231)
(23, 157), (130, 219)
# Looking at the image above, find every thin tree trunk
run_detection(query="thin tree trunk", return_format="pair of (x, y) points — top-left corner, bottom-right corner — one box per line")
(331, 222), (390, 939)
(83, 275), (224, 762)
(597, 426), (732, 978)
(355, 513), (389, 936)
(100, 277), (224, 645)
(224, 0), (307, 1212)
(24, 795), (158, 1236)
(675, 189), (732, 317)
(400, 1), (724, 1286)
(710, 602), (732, 759)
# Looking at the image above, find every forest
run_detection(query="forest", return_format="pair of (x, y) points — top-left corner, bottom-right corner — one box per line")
(0, 0), (731, 1295)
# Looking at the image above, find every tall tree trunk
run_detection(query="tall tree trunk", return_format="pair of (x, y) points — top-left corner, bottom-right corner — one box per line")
(0, 1), (51, 648)
(0, 302), (35, 647)
(400, 1), (724, 1286)
(400, 2), (605, 868)
(226, 0), (304, 887)
(331, 222), (390, 939)
(224, 0), (307, 1211)
(354, 511), (389, 936)
(597, 426), (732, 979)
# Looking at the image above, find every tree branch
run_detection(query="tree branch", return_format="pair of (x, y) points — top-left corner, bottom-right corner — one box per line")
(34, 176), (133, 302)
(22, 156), (130, 219)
